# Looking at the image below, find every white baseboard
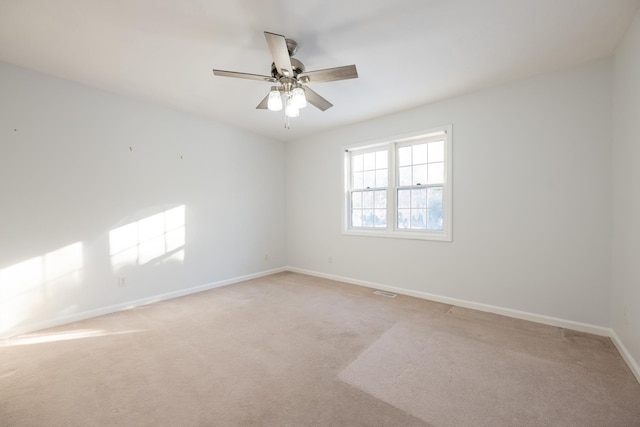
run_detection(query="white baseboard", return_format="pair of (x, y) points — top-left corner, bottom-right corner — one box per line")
(609, 329), (640, 383)
(286, 266), (611, 336)
(1, 267), (287, 340)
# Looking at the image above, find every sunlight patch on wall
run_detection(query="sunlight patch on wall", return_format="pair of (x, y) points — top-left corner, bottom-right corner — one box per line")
(0, 242), (83, 335)
(109, 205), (185, 272)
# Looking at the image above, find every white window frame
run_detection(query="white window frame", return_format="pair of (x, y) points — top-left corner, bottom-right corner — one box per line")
(342, 125), (452, 242)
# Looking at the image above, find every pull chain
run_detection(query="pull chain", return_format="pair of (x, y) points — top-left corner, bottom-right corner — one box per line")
(283, 95), (292, 129)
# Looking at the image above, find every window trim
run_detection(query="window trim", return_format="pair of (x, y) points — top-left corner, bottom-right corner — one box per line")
(342, 125), (453, 242)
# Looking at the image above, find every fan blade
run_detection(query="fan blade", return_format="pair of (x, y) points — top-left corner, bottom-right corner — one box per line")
(212, 69), (276, 83)
(298, 65), (358, 83)
(264, 31), (293, 77)
(304, 87), (333, 111)
(256, 94), (269, 109)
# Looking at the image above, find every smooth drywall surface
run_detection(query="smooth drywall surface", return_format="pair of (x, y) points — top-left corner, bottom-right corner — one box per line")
(286, 60), (612, 327)
(612, 9), (640, 368)
(0, 61), (286, 337)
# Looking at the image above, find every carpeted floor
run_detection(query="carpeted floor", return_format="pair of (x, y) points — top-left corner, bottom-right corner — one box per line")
(1, 272), (639, 426)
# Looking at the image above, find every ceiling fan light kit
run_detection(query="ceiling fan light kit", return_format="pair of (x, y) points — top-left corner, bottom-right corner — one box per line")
(267, 86), (283, 111)
(285, 102), (299, 118)
(291, 86), (306, 109)
(213, 31), (358, 129)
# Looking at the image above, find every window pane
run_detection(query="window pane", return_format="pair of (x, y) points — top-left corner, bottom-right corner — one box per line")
(374, 209), (387, 227)
(375, 190), (387, 208)
(427, 187), (443, 210)
(427, 209), (443, 230)
(398, 146), (412, 166)
(413, 144), (427, 164)
(353, 172), (364, 189)
(399, 166), (412, 186)
(362, 191), (374, 208)
(428, 140), (444, 163)
(352, 154), (364, 172)
(397, 189), (410, 208)
(364, 171), (375, 188)
(375, 169), (388, 188)
(363, 210), (374, 227)
(410, 209), (427, 229)
(376, 150), (388, 169)
(397, 209), (410, 229)
(427, 162), (444, 184)
(364, 152), (376, 170)
(352, 191), (362, 209)
(413, 164), (427, 185)
(352, 210), (362, 227)
(411, 188), (426, 208)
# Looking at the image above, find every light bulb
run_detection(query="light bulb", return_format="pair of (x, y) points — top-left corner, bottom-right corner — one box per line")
(291, 86), (307, 109)
(285, 102), (299, 118)
(267, 88), (282, 111)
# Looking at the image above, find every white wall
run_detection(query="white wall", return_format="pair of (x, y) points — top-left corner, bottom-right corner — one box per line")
(612, 9), (640, 369)
(0, 61), (286, 337)
(287, 59), (613, 327)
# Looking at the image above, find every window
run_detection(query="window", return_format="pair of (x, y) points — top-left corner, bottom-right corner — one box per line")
(343, 126), (452, 241)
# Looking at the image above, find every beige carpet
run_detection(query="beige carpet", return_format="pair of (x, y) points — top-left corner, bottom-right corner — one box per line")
(339, 322), (636, 426)
(1, 272), (639, 426)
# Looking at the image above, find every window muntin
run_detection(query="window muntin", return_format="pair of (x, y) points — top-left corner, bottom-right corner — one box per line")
(344, 126), (451, 241)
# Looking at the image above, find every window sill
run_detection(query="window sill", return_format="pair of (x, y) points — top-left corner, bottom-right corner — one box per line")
(342, 228), (452, 242)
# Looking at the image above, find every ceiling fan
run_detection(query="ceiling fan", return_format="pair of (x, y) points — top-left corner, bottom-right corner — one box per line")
(212, 31), (358, 128)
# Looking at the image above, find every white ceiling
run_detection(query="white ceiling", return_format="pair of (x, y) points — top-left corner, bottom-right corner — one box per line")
(1, 0), (638, 142)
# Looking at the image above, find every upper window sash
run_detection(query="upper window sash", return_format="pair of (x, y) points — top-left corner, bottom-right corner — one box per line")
(349, 146), (389, 191)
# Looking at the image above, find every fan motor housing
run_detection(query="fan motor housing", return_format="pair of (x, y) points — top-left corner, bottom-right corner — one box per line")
(285, 38), (298, 56)
(271, 57), (305, 79)
(270, 38), (304, 80)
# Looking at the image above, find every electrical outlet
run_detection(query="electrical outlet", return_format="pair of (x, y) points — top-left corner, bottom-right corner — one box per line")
(328, 256), (333, 264)
(264, 253), (269, 262)
(117, 277), (126, 287)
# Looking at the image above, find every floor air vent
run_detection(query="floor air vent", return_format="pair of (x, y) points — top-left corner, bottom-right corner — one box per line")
(373, 290), (397, 298)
